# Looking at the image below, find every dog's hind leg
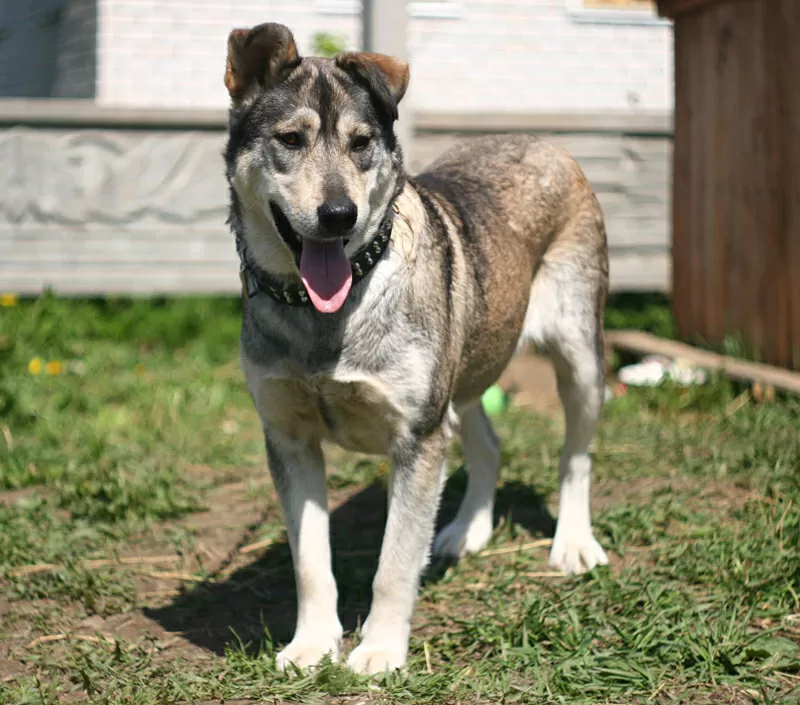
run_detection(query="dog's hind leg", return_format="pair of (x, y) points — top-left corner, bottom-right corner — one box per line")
(432, 403), (500, 557)
(523, 250), (609, 574)
(263, 428), (343, 671)
(547, 332), (608, 573)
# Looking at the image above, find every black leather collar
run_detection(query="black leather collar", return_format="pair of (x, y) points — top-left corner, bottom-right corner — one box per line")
(237, 206), (395, 306)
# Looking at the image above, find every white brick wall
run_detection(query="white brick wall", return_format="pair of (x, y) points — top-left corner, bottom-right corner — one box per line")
(96, 0), (361, 107)
(94, 0), (673, 113)
(409, 0), (673, 112)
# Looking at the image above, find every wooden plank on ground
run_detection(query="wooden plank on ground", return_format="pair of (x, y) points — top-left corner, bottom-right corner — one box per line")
(606, 330), (800, 396)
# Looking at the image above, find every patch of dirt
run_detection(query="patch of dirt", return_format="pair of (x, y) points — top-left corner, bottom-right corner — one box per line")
(0, 486), (46, 506)
(0, 656), (27, 682)
(499, 353), (561, 415)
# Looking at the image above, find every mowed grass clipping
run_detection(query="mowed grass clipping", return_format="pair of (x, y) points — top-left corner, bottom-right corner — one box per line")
(0, 295), (798, 705)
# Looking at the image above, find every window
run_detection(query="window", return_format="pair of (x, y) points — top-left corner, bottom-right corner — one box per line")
(566, 0), (669, 25)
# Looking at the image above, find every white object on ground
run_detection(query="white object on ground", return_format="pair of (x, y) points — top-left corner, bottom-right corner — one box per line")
(618, 355), (708, 387)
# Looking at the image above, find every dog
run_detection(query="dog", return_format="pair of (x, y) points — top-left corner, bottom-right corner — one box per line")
(224, 22), (609, 675)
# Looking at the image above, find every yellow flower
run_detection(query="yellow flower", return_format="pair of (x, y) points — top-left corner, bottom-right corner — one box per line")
(134, 363), (146, 377)
(28, 358), (43, 375)
(45, 360), (64, 376)
(0, 293), (18, 307)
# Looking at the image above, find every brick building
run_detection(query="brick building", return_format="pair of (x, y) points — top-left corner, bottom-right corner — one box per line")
(0, 1), (675, 296)
(1, 0), (673, 113)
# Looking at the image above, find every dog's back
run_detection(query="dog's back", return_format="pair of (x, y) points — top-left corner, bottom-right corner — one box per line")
(409, 133), (608, 406)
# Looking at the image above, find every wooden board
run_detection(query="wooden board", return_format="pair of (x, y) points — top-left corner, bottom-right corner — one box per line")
(670, 0), (800, 369)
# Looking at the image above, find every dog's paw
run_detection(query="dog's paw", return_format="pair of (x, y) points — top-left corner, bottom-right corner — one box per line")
(548, 528), (608, 574)
(346, 621), (408, 676)
(276, 630), (342, 672)
(347, 639), (407, 676)
(433, 516), (493, 558)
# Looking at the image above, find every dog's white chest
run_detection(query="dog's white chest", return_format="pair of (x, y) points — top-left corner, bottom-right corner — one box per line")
(249, 371), (408, 455)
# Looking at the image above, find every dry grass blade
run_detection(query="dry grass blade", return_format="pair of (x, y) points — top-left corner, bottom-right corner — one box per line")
(194, 542), (219, 562)
(239, 538), (274, 554)
(2, 425), (13, 452)
(521, 570), (567, 578)
(6, 563), (59, 576)
(27, 633), (118, 649)
(6, 555), (181, 577)
(84, 555), (180, 568)
(479, 538), (552, 557)
(725, 391), (751, 416)
(137, 588), (184, 600)
(136, 570), (212, 582)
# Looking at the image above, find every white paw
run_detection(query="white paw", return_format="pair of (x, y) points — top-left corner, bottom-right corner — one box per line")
(347, 640), (407, 675)
(346, 623), (409, 675)
(276, 627), (342, 672)
(548, 527), (608, 574)
(433, 515), (493, 558)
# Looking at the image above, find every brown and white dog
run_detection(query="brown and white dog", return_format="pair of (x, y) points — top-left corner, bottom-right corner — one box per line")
(224, 22), (609, 675)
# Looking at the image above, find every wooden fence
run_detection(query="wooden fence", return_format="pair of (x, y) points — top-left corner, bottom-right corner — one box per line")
(663, 0), (800, 369)
(0, 101), (672, 296)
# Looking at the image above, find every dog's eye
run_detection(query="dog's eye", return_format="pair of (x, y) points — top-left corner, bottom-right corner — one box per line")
(351, 135), (372, 152)
(276, 132), (303, 149)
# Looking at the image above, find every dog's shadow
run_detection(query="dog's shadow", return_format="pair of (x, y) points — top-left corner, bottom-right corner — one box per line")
(145, 468), (555, 655)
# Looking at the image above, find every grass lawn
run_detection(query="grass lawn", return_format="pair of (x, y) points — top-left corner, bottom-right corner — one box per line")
(0, 295), (798, 704)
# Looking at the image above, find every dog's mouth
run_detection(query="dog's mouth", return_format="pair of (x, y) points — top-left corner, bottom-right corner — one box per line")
(270, 203), (353, 314)
(269, 203), (304, 255)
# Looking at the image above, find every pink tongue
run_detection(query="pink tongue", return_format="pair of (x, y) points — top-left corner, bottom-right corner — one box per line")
(299, 239), (353, 313)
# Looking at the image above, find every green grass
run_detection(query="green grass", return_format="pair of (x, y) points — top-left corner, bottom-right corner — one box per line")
(1, 296), (798, 704)
(605, 292), (677, 340)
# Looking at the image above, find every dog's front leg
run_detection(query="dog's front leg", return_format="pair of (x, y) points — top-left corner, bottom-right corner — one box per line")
(264, 427), (343, 671)
(347, 423), (449, 675)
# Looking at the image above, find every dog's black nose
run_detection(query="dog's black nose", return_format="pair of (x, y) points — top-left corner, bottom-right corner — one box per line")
(317, 198), (358, 235)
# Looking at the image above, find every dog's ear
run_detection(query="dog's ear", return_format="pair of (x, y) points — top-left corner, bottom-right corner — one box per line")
(224, 23), (301, 102)
(335, 52), (409, 121)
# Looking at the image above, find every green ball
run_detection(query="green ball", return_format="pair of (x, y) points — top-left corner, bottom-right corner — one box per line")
(481, 385), (507, 416)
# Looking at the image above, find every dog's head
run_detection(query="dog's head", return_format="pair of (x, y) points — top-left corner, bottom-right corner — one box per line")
(224, 22), (409, 313)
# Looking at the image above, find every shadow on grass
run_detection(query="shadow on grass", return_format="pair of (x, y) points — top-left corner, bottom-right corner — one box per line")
(146, 467), (554, 656)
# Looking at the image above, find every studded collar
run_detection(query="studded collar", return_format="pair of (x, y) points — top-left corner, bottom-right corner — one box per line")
(237, 205), (396, 306)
